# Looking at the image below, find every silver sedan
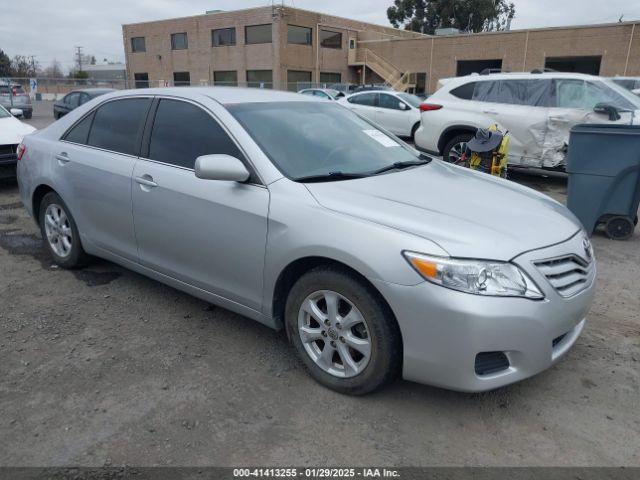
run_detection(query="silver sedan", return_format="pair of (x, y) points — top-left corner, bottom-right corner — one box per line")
(16, 87), (596, 394)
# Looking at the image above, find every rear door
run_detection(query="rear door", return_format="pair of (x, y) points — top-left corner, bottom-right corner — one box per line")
(472, 79), (551, 166)
(131, 98), (269, 310)
(58, 96), (152, 261)
(346, 92), (379, 123)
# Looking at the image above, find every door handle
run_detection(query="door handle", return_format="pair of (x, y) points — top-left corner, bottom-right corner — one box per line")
(55, 152), (70, 164)
(483, 110), (499, 115)
(135, 175), (158, 188)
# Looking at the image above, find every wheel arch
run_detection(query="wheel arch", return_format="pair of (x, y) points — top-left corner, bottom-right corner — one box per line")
(437, 125), (477, 154)
(271, 256), (399, 337)
(32, 184), (57, 223)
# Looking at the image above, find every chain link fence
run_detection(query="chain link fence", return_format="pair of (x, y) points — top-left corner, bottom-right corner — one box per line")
(2, 77), (374, 101)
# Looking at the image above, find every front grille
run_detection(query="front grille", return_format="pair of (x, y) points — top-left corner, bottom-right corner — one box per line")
(534, 254), (594, 298)
(475, 352), (510, 376)
(0, 144), (17, 164)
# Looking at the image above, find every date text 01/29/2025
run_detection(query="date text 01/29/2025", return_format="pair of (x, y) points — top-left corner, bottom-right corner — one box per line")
(232, 468), (400, 478)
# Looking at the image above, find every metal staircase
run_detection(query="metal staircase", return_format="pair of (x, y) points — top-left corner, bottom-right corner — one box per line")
(352, 48), (415, 92)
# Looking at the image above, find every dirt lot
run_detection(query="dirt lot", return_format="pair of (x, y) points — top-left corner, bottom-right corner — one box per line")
(0, 105), (639, 467)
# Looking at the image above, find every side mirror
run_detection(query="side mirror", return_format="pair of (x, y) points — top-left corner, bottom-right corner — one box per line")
(593, 103), (621, 121)
(10, 108), (23, 118)
(195, 154), (250, 182)
(398, 102), (408, 110)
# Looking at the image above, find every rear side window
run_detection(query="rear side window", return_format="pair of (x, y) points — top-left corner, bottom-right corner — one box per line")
(148, 99), (242, 169)
(63, 112), (95, 145)
(379, 94), (403, 110)
(87, 98), (151, 155)
(473, 79), (554, 107)
(348, 93), (378, 106)
(450, 82), (476, 100)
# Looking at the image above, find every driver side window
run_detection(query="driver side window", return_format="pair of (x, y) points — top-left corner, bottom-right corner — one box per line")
(379, 94), (405, 110)
(65, 92), (81, 108)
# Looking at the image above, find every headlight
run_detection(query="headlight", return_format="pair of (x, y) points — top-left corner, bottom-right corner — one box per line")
(403, 251), (544, 299)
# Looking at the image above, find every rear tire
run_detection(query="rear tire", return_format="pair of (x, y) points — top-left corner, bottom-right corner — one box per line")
(285, 266), (402, 395)
(39, 192), (90, 269)
(443, 133), (474, 165)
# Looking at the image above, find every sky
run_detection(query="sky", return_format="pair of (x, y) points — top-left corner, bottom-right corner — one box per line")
(2, 0), (640, 72)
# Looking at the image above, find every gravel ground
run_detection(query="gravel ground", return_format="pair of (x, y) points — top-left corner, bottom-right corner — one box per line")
(0, 105), (638, 467)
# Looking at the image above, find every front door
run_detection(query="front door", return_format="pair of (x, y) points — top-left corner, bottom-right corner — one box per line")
(131, 98), (269, 310)
(376, 93), (412, 136)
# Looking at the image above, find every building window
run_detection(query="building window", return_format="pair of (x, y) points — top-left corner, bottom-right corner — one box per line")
(247, 70), (272, 89)
(320, 30), (342, 49)
(415, 72), (427, 95)
(171, 32), (188, 50)
(131, 37), (146, 53)
(134, 72), (149, 89)
(212, 28), (236, 47)
(214, 71), (238, 87)
(287, 70), (312, 92)
(320, 72), (341, 85)
(349, 39), (356, 49)
(288, 25), (312, 45)
(245, 24), (272, 45)
(173, 71), (191, 86)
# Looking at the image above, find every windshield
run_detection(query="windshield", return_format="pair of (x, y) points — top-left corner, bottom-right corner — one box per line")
(228, 102), (423, 181)
(599, 79), (640, 109)
(0, 105), (10, 118)
(397, 93), (423, 108)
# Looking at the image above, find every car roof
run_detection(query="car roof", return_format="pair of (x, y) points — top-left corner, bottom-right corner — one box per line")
(104, 86), (312, 104)
(440, 71), (606, 87)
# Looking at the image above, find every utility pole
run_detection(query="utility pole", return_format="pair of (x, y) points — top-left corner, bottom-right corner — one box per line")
(75, 46), (84, 72)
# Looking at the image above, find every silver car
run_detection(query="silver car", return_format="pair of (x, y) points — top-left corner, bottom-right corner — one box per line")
(16, 88), (596, 394)
(0, 83), (33, 119)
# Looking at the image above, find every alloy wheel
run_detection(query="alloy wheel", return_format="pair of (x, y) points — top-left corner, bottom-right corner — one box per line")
(297, 290), (372, 378)
(448, 141), (468, 165)
(44, 203), (73, 258)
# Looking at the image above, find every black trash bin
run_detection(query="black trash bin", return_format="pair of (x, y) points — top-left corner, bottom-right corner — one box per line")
(566, 124), (640, 240)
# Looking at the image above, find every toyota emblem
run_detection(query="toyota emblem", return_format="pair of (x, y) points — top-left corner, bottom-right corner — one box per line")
(583, 237), (593, 260)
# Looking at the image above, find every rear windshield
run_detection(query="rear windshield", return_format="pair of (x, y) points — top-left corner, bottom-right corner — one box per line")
(0, 85), (27, 95)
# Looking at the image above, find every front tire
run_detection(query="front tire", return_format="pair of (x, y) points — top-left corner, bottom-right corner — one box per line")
(39, 192), (89, 268)
(23, 111), (32, 119)
(443, 133), (474, 165)
(285, 266), (402, 395)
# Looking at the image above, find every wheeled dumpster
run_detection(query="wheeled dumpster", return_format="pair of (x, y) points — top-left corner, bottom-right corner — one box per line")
(566, 124), (640, 240)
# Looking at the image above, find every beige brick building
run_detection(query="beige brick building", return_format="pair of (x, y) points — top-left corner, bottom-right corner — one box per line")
(122, 5), (640, 94)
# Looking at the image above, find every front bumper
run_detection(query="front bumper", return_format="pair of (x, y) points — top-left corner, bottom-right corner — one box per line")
(372, 234), (596, 392)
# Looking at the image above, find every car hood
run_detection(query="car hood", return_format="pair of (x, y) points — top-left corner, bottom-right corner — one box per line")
(0, 116), (36, 144)
(305, 160), (581, 261)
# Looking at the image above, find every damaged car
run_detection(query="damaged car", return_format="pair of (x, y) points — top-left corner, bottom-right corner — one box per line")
(414, 72), (640, 169)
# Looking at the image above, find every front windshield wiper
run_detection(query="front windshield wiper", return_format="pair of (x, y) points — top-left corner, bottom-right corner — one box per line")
(295, 171), (370, 183)
(370, 157), (431, 176)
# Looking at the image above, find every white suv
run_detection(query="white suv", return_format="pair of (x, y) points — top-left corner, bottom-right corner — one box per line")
(414, 72), (640, 169)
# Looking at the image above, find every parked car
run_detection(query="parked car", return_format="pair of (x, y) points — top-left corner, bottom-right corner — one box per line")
(0, 82), (33, 119)
(17, 87), (595, 395)
(610, 77), (640, 96)
(414, 72), (640, 168)
(339, 90), (423, 138)
(0, 105), (36, 177)
(298, 88), (344, 100)
(53, 88), (115, 119)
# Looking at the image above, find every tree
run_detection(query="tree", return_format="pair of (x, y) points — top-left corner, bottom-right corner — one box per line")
(0, 49), (11, 77)
(42, 59), (64, 78)
(9, 55), (39, 77)
(388, 0), (516, 34)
